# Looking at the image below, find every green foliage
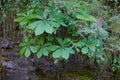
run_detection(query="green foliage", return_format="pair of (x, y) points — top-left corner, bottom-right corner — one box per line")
(19, 37), (37, 57)
(15, 0), (105, 61)
(13, 0), (120, 72)
(14, 10), (35, 26)
(52, 38), (74, 59)
(53, 0), (96, 21)
(76, 36), (101, 54)
(36, 37), (52, 58)
(27, 9), (63, 35)
(112, 55), (120, 72)
(1, 0), (120, 77)
(76, 76), (92, 80)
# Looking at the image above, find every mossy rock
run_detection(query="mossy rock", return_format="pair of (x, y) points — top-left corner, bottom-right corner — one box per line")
(115, 71), (120, 80)
(76, 76), (93, 80)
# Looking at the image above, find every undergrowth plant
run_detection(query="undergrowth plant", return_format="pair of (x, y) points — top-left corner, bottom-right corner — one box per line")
(14, 0), (120, 72)
(14, 0), (106, 60)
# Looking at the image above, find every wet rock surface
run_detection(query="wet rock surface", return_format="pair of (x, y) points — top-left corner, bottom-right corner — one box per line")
(0, 42), (117, 80)
(0, 39), (15, 49)
(1, 58), (38, 80)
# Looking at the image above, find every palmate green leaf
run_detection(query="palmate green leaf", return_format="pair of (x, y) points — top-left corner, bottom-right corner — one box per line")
(88, 15), (97, 21)
(43, 9), (49, 18)
(36, 40), (52, 57)
(52, 47), (74, 59)
(25, 48), (31, 57)
(92, 40), (101, 47)
(19, 19), (28, 26)
(65, 48), (75, 54)
(81, 47), (89, 54)
(19, 42), (26, 47)
(62, 49), (70, 59)
(28, 20), (54, 35)
(36, 49), (43, 58)
(27, 10), (34, 15)
(88, 35), (94, 42)
(28, 14), (41, 19)
(29, 39), (35, 44)
(30, 46), (37, 53)
(43, 48), (49, 56)
(76, 13), (96, 21)
(48, 21), (60, 28)
(36, 47), (50, 58)
(17, 13), (25, 16)
(44, 23), (53, 34)
(28, 21), (41, 30)
(14, 17), (24, 22)
(48, 45), (60, 51)
(20, 47), (26, 55)
(56, 38), (63, 46)
(63, 38), (71, 45)
(89, 45), (96, 52)
(26, 9), (62, 36)
(24, 36), (29, 43)
(53, 49), (61, 58)
(81, 38), (87, 42)
(77, 41), (86, 48)
(34, 22), (44, 35)
(28, 21), (44, 35)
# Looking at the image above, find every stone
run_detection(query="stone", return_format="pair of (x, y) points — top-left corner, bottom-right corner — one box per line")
(2, 61), (15, 69)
